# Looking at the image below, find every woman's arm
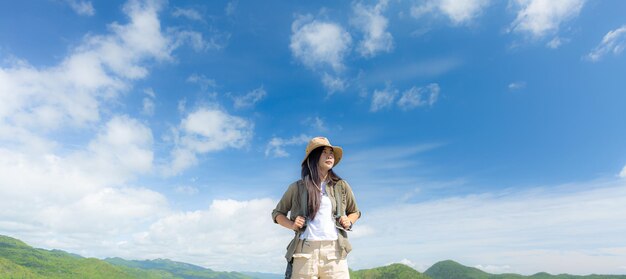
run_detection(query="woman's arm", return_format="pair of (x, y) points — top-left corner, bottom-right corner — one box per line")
(339, 180), (361, 229)
(271, 183), (296, 223)
(276, 214), (305, 231)
(347, 212), (359, 225)
(339, 213), (359, 229)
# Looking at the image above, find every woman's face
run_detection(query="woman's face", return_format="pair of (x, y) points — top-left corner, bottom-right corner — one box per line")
(318, 146), (335, 172)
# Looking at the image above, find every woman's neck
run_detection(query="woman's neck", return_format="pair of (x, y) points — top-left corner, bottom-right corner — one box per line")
(318, 169), (328, 182)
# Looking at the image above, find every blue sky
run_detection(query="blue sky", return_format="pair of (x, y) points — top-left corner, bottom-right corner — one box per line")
(1, 0), (626, 275)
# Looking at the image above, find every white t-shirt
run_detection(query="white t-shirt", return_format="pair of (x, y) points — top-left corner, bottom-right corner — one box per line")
(300, 181), (338, 240)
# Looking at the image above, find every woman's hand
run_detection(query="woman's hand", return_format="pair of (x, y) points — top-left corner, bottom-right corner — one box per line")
(292, 216), (306, 230)
(339, 216), (352, 229)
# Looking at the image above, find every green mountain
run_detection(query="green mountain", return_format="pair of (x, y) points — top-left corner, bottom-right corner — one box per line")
(0, 235), (165, 278)
(104, 257), (250, 279)
(350, 263), (430, 279)
(425, 260), (492, 279)
(3, 235), (626, 279)
(0, 235), (251, 279)
(425, 260), (626, 279)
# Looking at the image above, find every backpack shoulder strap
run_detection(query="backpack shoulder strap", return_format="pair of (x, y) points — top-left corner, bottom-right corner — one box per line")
(334, 180), (345, 218)
(297, 179), (309, 229)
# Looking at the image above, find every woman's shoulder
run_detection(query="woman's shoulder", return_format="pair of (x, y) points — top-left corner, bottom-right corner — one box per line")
(336, 179), (350, 186)
(287, 179), (302, 188)
(285, 179), (304, 193)
(335, 179), (353, 191)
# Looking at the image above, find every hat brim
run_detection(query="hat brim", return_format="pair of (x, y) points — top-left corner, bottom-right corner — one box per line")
(302, 145), (343, 167)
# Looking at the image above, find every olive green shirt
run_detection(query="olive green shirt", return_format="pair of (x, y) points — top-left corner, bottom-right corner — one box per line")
(271, 179), (361, 261)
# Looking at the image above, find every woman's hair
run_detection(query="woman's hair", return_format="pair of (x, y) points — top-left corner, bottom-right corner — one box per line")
(301, 146), (342, 220)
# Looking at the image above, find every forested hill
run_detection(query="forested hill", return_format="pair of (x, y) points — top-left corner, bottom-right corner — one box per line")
(0, 235), (251, 279)
(2, 235), (625, 279)
(424, 260), (626, 279)
(350, 263), (430, 278)
(347, 259), (626, 279)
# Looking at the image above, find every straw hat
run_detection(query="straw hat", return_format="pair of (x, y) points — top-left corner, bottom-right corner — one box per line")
(302, 137), (343, 167)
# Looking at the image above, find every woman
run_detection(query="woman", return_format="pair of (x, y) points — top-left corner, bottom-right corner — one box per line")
(272, 137), (361, 279)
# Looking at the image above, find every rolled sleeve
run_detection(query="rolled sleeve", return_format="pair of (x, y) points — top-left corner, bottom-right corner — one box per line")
(342, 180), (361, 219)
(271, 182), (297, 223)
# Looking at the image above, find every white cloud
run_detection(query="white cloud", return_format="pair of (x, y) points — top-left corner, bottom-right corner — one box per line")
(167, 148), (198, 176)
(0, 0), (282, 273)
(508, 81), (526, 90)
(474, 264), (512, 273)
(509, 0), (585, 38)
(172, 7), (202, 21)
(0, 1), (174, 243)
(0, 0), (172, 137)
(304, 116), (328, 133)
(587, 25), (626, 62)
(289, 14), (353, 94)
(1, 139), (285, 271)
(170, 29), (229, 51)
(265, 134), (310, 158)
(143, 98), (155, 116)
(164, 107), (253, 175)
(175, 185), (199, 195)
(546, 37), (566, 49)
(0, 115), (166, 251)
(366, 57), (461, 83)
(233, 86), (266, 109)
(345, 143), (442, 174)
(0, 148), (285, 272)
(411, 0), (490, 25)
(351, 0), (393, 58)
(186, 74), (217, 91)
(142, 88), (156, 116)
(129, 198), (286, 272)
(290, 15), (352, 72)
(40, 187), (168, 234)
(0, 116), (151, 202)
(64, 0), (95, 16)
(225, 1), (238, 16)
(619, 165), (626, 178)
(143, 88), (156, 98)
(177, 98), (187, 113)
(180, 108), (253, 153)
(370, 86), (398, 112)
(371, 83), (439, 112)
(350, 180), (626, 275)
(397, 83), (440, 110)
(322, 72), (348, 94)
(399, 258), (416, 268)
(0, 150), (97, 208)
(70, 116), (154, 184)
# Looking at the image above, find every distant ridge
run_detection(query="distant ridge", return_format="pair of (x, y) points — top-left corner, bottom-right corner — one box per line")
(103, 257), (249, 279)
(2, 234), (626, 278)
(0, 234), (252, 278)
(425, 259), (492, 278)
(424, 259), (626, 279)
(350, 263), (429, 278)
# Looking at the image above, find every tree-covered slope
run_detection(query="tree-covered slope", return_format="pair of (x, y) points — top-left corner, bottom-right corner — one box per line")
(104, 257), (251, 279)
(425, 260), (626, 279)
(0, 235), (248, 279)
(0, 235), (158, 278)
(425, 260), (491, 279)
(3, 235), (626, 279)
(350, 263), (430, 279)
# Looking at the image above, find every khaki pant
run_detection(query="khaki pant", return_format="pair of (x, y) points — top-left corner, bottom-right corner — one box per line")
(291, 240), (349, 279)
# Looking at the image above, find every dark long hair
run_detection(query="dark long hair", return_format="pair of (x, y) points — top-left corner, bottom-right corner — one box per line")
(301, 146), (342, 220)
